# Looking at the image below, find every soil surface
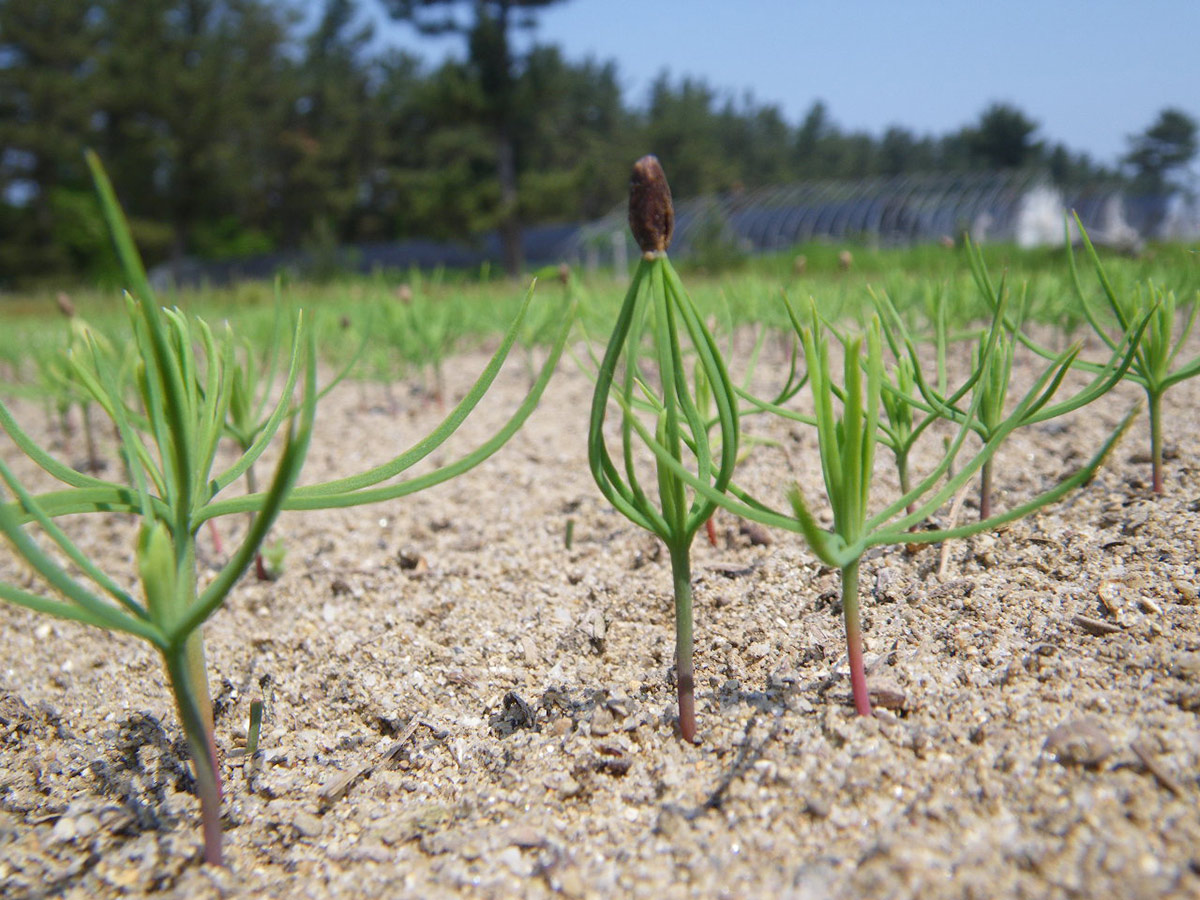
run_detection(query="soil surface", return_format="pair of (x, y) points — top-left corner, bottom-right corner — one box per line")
(2, 330), (1200, 899)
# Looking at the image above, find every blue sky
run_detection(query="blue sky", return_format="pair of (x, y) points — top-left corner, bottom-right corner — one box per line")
(352, 0), (1199, 169)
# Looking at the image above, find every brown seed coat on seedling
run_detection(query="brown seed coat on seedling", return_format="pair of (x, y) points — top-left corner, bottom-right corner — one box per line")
(629, 155), (674, 255)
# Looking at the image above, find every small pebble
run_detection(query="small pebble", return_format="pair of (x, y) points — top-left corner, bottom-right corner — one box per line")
(805, 796), (832, 819)
(747, 641), (770, 660)
(1170, 653), (1200, 679)
(74, 813), (99, 839)
(292, 811), (324, 838)
(558, 869), (587, 898)
(1097, 580), (1123, 615)
(496, 846), (532, 877)
(51, 816), (77, 843)
(590, 707), (616, 736)
(1044, 717), (1114, 768)
(557, 777), (582, 799)
(739, 521), (772, 546)
(505, 826), (544, 849)
(1171, 578), (1198, 604)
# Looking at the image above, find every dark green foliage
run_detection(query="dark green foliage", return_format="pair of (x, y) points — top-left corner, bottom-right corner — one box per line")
(0, 0), (1128, 285)
(381, 0), (570, 275)
(963, 102), (1042, 170)
(1124, 107), (1198, 195)
(0, 0), (102, 275)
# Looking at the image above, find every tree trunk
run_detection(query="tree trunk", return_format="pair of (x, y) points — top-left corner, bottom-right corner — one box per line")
(496, 133), (522, 276)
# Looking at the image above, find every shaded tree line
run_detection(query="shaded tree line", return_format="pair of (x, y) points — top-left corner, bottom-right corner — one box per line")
(0, 0), (1192, 284)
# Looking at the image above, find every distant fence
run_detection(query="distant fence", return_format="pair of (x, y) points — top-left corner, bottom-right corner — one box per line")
(149, 223), (581, 289)
(152, 173), (1197, 287)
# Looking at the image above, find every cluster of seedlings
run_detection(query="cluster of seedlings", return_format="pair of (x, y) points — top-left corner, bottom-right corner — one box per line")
(1, 152), (1197, 869)
(588, 156), (1195, 736)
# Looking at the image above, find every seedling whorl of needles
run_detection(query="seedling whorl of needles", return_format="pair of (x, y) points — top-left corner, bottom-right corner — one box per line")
(588, 156), (739, 743)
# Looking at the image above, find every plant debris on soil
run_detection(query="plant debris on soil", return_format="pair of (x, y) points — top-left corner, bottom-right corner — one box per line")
(2, 335), (1199, 899)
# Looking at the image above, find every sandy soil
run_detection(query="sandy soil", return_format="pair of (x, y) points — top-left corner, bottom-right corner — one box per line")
(1, 331), (1199, 900)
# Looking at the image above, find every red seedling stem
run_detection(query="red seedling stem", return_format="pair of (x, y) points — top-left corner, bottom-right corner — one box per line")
(670, 548), (699, 742)
(979, 460), (994, 520)
(842, 560), (873, 717)
(207, 520), (224, 557)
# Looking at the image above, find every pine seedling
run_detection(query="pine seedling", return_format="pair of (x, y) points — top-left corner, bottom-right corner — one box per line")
(0, 153), (572, 866)
(589, 156), (739, 743)
(34, 318), (125, 472)
(0, 154), (318, 867)
(876, 351), (919, 514)
(1063, 216), (1200, 493)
